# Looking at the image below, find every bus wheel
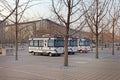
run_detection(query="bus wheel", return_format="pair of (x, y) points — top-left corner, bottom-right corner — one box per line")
(49, 53), (52, 57)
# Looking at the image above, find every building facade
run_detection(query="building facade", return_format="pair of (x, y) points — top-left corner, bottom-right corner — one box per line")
(4, 19), (119, 47)
(5, 19), (68, 43)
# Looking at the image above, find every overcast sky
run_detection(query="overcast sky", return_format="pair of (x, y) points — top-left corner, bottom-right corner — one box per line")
(25, 0), (51, 20)
(0, 0), (51, 21)
(18, 0), (52, 21)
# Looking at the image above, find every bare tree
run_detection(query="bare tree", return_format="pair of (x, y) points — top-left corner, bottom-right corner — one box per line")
(0, 0), (42, 60)
(83, 0), (112, 59)
(14, 0), (42, 60)
(0, 0), (16, 23)
(15, 0), (19, 60)
(0, 0), (17, 48)
(109, 0), (120, 55)
(51, 0), (87, 66)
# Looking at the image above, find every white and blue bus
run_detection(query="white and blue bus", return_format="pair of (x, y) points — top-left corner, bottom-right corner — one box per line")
(29, 37), (64, 56)
(78, 38), (91, 52)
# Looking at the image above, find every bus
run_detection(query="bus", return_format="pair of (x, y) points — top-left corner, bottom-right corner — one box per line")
(28, 36), (78, 56)
(29, 37), (64, 56)
(78, 38), (91, 52)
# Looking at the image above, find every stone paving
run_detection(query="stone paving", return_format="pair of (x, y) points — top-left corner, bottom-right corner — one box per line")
(0, 48), (120, 80)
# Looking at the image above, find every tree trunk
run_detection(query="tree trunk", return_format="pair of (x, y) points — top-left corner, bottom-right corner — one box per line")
(112, 23), (114, 55)
(101, 41), (104, 50)
(64, 0), (71, 67)
(95, 0), (99, 59)
(96, 34), (99, 59)
(15, 0), (18, 60)
(101, 31), (104, 50)
(64, 33), (69, 66)
(90, 40), (93, 51)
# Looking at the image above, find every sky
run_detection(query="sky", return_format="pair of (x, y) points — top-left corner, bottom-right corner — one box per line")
(0, 0), (51, 21)
(24, 0), (51, 21)
(1, 0), (119, 30)
(1, 0), (120, 34)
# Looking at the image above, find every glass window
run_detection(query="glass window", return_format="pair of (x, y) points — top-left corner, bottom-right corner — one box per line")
(73, 40), (77, 46)
(79, 40), (84, 46)
(88, 41), (90, 46)
(39, 40), (44, 47)
(69, 40), (77, 46)
(34, 40), (39, 47)
(85, 40), (90, 46)
(48, 40), (54, 47)
(29, 40), (33, 46)
(69, 40), (73, 46)
(79, 39), (90, 46)
(54, 40), (64, 47)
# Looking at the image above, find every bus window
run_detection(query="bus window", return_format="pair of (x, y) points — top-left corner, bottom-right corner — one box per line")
(29, 40), (34, 47)
(34, 40), (39, 47)
(39, 40), (44, 47)
(79, 41), (84, 46)
(79, 39), (90, 46)
(86, 41), (90, 46)
(54, 40), (64, 47)
(69, 40), (77, 46)
(48, 40), (54, 47)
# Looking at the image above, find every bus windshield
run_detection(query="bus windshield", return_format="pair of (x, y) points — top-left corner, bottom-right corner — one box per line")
(79, 39), (90, 46)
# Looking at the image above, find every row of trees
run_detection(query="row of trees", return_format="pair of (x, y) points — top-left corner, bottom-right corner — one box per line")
(0, 0), (120, 66)
(51, 0), (120, 66)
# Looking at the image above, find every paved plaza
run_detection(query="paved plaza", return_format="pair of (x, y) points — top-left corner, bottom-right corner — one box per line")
(0, 48), (120, 80)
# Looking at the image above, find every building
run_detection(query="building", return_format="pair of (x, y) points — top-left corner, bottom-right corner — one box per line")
(4, 19), (120, 46)
(5, 19), (73, 43)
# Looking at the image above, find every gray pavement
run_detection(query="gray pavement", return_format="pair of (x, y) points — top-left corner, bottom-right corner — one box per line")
(0, 48), (120, 80)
